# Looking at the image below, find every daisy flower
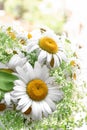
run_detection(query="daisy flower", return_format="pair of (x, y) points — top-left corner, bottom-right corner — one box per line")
(0, 101), (6, 112)
(26, 28), (67, 67)
(0, 53), (27, 105)
(0, 99), (13, 112)
(12, 62), (63, 120)
(0, 53), (27, 72)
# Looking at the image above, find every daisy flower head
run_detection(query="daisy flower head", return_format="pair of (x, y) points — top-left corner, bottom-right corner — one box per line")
(7, 53), (27, 71)
(0, 53), (27, 72)
(0, 100), (7, 112)
(26, 27), (67, 68)
(0, 99), (14, 113)
(12, 61), (63, 120)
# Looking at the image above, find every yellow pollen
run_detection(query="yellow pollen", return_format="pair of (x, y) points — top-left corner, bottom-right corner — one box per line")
(26, 79), (48, 101)
(24, 107), (32, 115)
(20, 39), (26, 45)
(7, 27), (11, 32)
(39, 37), (58, 54)
(27, 33), (32, 39)
(7, 31), (16, 39)
(0, 103), (6, 111)
(13, 50), (18, 54)
(70, 60), (76, 66)
(72, 73), (76, 80)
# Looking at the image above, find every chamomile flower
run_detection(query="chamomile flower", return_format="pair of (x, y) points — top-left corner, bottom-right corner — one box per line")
(0, 99), (13, 112)
(0, 53), (27, 72)
(0, 54), (27, 105)
(0, 101), (6, 112)
(12, 62), (63, 120)
(26, 28), (67, 67)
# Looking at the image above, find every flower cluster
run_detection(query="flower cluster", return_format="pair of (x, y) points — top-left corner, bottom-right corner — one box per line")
(0, 24), (68, 121)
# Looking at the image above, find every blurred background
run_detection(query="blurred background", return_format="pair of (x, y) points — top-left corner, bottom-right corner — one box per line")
(1, 0), (87, 84)
(0, 0), (66, 34)
(0, 1), (87, 129)
(0, 0), (87, 36)
(0, 1), (87, 82)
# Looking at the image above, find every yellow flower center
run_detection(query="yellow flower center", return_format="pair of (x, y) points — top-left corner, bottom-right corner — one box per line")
(26, 79), (48, 101)
(70, 60), (76, 66)
(19, 39), (26, 45)
(39, 37), (58, 54)
(27, 33), (32, 39)
(7, 31), (16, 39)
(72, 73), (76, 80)
(24, 107), (32, 115)
(13, 50), (18, 54)
(0, 103), (6, 111)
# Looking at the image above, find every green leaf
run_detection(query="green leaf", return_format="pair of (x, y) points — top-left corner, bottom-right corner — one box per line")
(0, 71), (18, 92)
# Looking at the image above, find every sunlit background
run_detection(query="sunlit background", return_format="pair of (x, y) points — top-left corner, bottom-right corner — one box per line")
(0, 0), (87, 130)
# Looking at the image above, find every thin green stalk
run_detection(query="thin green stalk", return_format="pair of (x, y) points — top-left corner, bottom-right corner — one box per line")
(0, 120), (6, 130)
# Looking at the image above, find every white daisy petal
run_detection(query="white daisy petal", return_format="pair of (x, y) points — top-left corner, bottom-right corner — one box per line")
(12, 91), (26, 97)
(48, 89), (61, 94)
(38, 50), (47, 63)
(40, 65), (49, 81)
(53, 55), (60, 67)
(4, 93), (11, 105)
(18, 96), (30, 106)
(27, 44), (39, 53)
(16, 105), (23, 110)
(48, 90), (64, 102)
(57, 51), (67, 62)
(8, 54), (27, 70)
(45, 97), (56, 111)
(23, 62), (35, 80)
(15, 94), (28, 100)
(56, 53), (62, 63)
(39, 102), (48, 117)
(16, 66), (29, 83)
(47, 53), (52, 62)
(33, 62), (41, 78)
(45, 77), (55, 84)
(42, 101), (52, 114)
(14, 80), (26, 87)
(32, 102), (42, 120)
(22, 101), (32, 113)
(14, 86), (26, 91)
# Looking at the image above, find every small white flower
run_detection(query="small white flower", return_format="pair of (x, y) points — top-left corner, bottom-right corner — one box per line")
(4, 92), (17, 106)
(0, 54), (27, 106)
(0, 100), (7, 112)
(7, 53), (27, 71)
(0, 99), (13, 112)
(12, 62), (63, 120)
(26, 28), (67, 67)
(5, 48), (13, 54)
(0, 53), (27, 72)
(16, 31), (28, 41)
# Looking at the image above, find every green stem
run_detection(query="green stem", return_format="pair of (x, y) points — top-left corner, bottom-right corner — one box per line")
(0, 120), (6, 130)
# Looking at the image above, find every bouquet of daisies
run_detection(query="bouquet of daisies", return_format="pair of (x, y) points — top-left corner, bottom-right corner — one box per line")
(0, 24), (77, 129)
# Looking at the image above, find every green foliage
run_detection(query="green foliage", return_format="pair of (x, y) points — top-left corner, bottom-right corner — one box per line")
(0, 71), (18, 91)
(0, 90), (5, 101)
(0, 110), (24, 130)
(24, 50), (38, 67)
(0, 30), (20, 64)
